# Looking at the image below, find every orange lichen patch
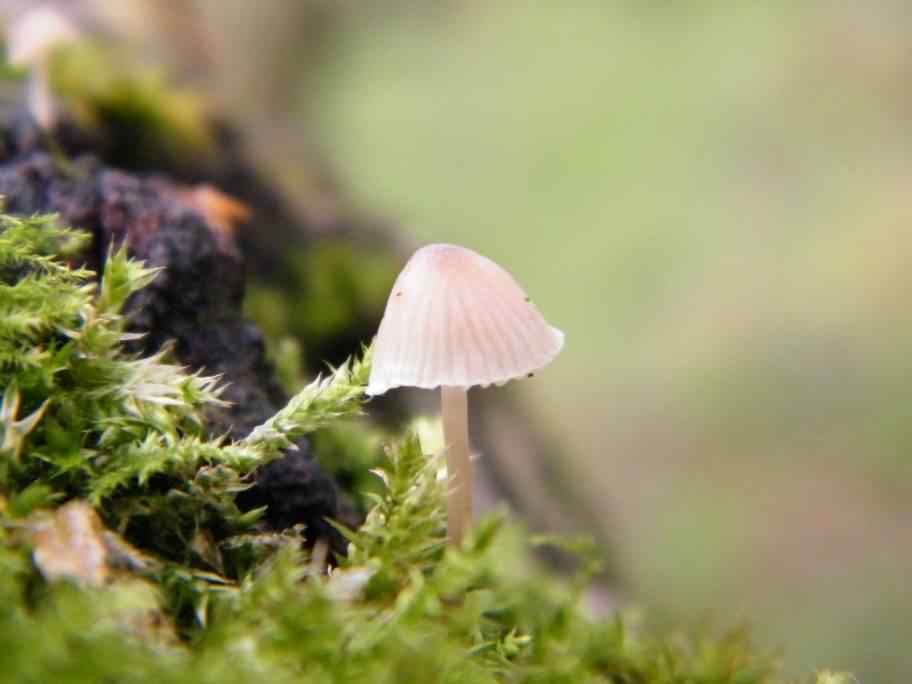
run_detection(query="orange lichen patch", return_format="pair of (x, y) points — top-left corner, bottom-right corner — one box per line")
(178, 184), (251, 251)
(31, 500), (109, 586)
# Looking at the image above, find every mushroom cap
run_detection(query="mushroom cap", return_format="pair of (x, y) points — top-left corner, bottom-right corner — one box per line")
(6, 6), (79, 66)
(367, 243), (564, 395)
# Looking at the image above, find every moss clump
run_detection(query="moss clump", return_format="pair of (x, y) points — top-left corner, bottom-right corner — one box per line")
(0, 212), (847, 682)
(49, 42), (215, 170)
(244, 240), (400, 372)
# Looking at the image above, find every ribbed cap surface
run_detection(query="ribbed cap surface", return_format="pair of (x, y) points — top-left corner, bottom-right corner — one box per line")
(367, 244), (564, 395)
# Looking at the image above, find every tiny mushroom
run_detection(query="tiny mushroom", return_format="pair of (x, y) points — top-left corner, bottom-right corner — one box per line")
(6, 5), (80, 130)
(367, 243), (564, 546)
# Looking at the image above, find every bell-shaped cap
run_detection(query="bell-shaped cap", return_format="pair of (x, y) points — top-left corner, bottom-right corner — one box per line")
(367, 243), (564, 395)
(6, 6), (79, 66)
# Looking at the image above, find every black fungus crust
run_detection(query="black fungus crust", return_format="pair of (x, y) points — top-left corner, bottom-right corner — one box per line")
(0, 117), (342, 546)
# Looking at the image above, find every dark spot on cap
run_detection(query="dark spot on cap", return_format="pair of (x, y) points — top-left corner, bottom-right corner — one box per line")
(396, 291), (403, 297)
(524, 296), (530, 303)
(527, 372), (535, 378)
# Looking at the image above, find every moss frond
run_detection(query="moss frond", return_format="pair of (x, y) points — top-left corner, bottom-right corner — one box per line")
(242, 348), (372, 454)
(0, 212), (850, 683)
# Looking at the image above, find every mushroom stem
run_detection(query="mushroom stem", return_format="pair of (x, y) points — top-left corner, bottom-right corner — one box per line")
(26, 65), (57, 131)
(441, 385), (472, 547)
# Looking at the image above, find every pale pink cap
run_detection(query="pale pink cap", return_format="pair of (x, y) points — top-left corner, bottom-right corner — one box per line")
(367, 244), (564, 395)
(6, 6), (79, 66)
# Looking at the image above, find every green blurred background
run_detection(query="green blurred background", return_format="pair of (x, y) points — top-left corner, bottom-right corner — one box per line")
(300, 4), (912, 681)
(40, 1), (912, 680)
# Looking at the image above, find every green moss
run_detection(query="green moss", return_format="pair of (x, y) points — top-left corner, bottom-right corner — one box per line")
(0, 213), (848, 683)
(244, 240), (399, 370)
(49, 42), (214, 168)
(309, 421), (386, 515)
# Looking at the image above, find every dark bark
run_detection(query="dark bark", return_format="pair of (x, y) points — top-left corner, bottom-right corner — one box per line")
(0, 114), (345, 549)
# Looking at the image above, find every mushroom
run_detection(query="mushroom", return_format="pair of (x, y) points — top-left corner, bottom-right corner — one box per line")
(6, 5), (80, 130)
(367, 243), (564, 546)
